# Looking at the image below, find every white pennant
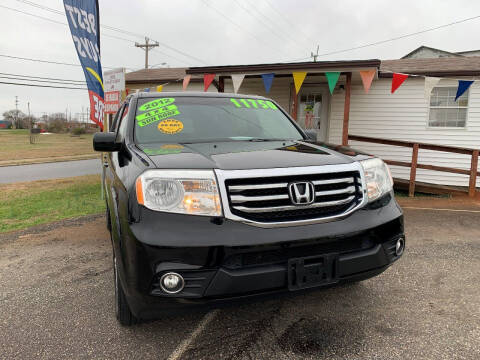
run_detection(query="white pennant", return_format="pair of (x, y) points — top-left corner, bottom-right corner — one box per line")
(424, 77), (441, 100)
(231, 74), (245, 93)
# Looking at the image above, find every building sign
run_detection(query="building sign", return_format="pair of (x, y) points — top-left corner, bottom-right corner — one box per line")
(63, 0), (104, 130)
(104, 91), (121, 114)
(104, 68), (125, 92)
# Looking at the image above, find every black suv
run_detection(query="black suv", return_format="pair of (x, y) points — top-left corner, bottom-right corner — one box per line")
(94, 92), (405, 326)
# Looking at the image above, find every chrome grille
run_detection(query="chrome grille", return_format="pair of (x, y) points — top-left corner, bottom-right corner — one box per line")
(216, 165), (366, 227)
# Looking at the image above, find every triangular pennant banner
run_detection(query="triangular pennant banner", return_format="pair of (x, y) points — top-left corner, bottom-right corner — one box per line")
(261, 73), (275, 93)
(231, 74), (245, 93)
(325, 72), (340, 94)
(292, 71), (307, 94)
(455, 80), (474, 101)
(156, 85), (163, 92)
(391, 73), (408, 94)
(424, 77), (441, 100)
(359, 70), (376, 93)
(183, 75), (191, 91)
(204, 74), (215, 92)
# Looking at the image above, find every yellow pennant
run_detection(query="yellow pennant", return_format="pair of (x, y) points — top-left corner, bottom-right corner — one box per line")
(292, 72), (307, 94)
(156, 85), (163, 92)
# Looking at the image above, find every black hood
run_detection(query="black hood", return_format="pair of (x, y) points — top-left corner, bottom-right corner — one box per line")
(138, 140), (371, 170)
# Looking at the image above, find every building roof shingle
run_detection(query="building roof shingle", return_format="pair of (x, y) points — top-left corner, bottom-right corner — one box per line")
(125, 67), (202, 84)
(380, 56), (480, 77)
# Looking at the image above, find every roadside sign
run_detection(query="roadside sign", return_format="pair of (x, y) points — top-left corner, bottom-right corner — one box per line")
(104, 68), (125, 92)
(105, 91), (121, 114)
(63, 0), (104, 130)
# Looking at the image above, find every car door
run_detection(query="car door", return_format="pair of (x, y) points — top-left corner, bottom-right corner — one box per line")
(105, 102), (128, 238)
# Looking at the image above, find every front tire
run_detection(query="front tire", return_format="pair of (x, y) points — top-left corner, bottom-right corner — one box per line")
(114, 256), (136, 326)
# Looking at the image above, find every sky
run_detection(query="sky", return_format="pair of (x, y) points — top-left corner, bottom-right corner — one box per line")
(1, 0), (480, 120)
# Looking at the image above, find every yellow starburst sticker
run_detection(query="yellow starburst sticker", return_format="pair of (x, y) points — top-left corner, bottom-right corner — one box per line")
(157, 119), (184, 134)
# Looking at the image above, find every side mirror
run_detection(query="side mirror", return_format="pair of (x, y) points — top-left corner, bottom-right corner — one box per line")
(304, 129), (317, 141)
(93, 132), (122, 152)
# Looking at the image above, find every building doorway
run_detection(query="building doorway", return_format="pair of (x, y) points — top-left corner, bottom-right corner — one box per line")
(297, 86), (330, 142)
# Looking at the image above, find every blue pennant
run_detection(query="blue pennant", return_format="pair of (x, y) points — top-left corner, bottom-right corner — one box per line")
(261, 73), (275, 93)
(455, 80), (474, 101)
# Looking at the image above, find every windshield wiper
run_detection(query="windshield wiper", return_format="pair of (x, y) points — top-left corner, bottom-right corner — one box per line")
(246, 138), (297, 142)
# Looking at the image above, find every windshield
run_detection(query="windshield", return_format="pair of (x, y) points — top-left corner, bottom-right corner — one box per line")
(134, 96), (304, 144)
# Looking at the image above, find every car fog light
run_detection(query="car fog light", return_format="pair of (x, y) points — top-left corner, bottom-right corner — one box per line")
(160, 272), (184, 294)
(395, 238), (405, 256)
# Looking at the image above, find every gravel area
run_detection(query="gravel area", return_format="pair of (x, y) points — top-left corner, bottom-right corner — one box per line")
(0, 209), (479, 359)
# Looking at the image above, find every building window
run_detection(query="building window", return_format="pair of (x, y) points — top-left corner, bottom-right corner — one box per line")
(429, 87), (468, 128)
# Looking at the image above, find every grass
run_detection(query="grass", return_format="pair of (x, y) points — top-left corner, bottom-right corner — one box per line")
(0, 129), (96, 162)
(0, 175), (105, 233)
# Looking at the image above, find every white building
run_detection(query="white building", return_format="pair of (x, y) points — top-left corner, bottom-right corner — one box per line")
(125, 56), (480, 192)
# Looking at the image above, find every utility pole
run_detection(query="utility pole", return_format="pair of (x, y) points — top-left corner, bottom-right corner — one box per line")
(14, 96), (19, 129)
(135, 37), (159, 69)
(28, 102), (31, 129)
(311, 45), (320, 62)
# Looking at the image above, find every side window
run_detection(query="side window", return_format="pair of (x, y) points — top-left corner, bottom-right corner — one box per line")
(116, 104), (130, 142)
(110, 104), (124, 132)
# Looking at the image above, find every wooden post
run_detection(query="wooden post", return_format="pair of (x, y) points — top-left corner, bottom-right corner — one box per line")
(409, 143), (419, 197)
(290, 83), (298, 121)
(342, 72), (352, 146)
(468, 150), (479, 197)
(218, 76), (225, 93)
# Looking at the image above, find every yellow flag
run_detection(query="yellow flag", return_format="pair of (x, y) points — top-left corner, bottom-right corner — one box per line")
(292, 72), (307, 94)
(156, 85), (163, 92)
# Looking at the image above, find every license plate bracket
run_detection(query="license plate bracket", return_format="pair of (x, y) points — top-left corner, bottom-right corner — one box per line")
(287, 253), (339, 291)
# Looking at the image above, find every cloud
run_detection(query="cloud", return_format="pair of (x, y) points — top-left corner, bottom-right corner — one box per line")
(1, 0), (479, 117)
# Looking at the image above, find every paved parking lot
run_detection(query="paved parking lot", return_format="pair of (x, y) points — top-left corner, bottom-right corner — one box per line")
(1, 209), (479, 360)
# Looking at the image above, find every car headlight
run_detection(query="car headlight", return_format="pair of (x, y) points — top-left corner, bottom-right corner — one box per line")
(360, 158), (393, 202)
(135, 170), (222, 216)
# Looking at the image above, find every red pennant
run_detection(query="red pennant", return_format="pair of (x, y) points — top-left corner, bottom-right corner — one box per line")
(391, 73), (408, 94)
(204, 74), (216, 92)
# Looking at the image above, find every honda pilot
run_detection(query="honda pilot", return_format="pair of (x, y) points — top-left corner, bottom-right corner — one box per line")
(94, 92), (405, 326)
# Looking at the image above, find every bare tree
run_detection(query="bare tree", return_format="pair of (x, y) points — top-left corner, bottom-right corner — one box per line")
(3, 109), (26, 129)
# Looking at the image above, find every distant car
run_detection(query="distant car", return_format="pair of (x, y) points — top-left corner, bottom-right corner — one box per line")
(94, 92), (405, 326)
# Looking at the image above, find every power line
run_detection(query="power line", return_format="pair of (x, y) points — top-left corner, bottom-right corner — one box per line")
(231, 0), (308, 53)
(14, 0), (210, 65)
(0, 4), (141, 44)
(0, 53), (82, 67)
(0, 81), (87, 90)
(2, 3), (192, 66)
(241, 0), (314, 51)
(0, 53), (128, 70)
(281, 14), (480, 63)
(0, 72), (85, 83)
(262, 0), (319, 46)
(200, 0), (295, 58)
(0, 76), (86, 86)
(315, 14), (480, 58)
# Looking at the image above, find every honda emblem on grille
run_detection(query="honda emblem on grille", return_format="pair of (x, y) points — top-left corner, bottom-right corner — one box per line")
(288, 182), (315, 205)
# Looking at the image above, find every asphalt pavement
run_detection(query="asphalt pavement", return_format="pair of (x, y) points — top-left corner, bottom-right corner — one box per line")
(0, 159), (101, 183)
(0, 209), (479, 359)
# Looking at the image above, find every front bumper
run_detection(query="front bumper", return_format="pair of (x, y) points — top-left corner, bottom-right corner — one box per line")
(115, 193), (404, 318)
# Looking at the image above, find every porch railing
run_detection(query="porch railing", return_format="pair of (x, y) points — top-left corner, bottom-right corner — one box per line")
(348, 135), (479, 197)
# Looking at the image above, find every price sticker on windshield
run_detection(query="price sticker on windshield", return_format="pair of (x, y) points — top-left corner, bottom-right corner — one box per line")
(230, 98), (278, 109)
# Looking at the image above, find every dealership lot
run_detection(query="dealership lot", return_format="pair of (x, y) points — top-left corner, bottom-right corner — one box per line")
(0, 209), (479, 360)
